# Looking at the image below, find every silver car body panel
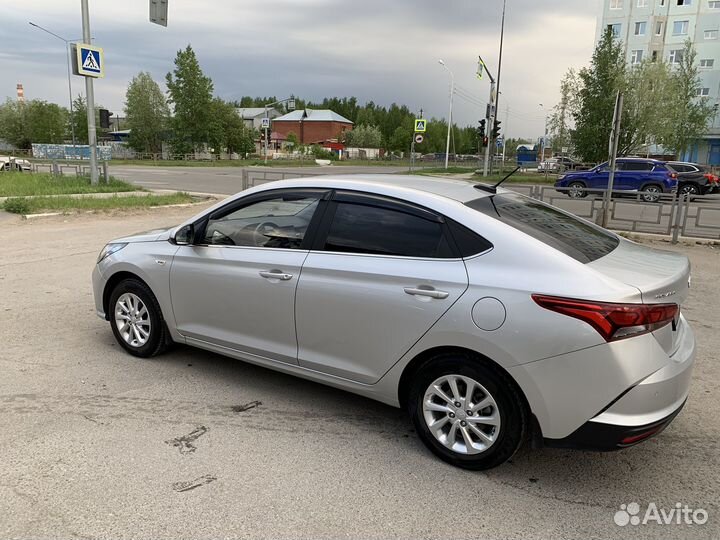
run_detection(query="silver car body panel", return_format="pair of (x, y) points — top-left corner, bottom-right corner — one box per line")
(92, 174), (696, 442)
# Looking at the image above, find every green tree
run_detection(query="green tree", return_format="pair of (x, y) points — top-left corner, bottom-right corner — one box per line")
(548, 69), (579, 152)
(124, 72), (169, 154)
(165, 45), (214, 153)
(69, 95), (108, 144)
(285, 131), (299, 150)
(572, 28), (626, 162)
(660, 41), (715, 156)
(207, 98), (255, 156)
(0, 99), (68, 149)
(344, 124), (383, 148)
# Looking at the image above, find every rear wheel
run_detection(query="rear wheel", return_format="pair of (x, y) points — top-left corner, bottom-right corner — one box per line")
(640, 184), (662, 203)
(109, 279), (168, 358)
(679, 183), (700, 197)
(407, 354), (527, 470)
(567, 181), (587, 198)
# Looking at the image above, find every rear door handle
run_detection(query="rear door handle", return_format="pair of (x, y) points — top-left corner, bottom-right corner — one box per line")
(404, 287), (449, 299)
(259, 270), (293, 281)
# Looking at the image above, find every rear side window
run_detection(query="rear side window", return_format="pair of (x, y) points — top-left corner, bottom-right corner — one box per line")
(623, 161), (654, 172)
(466, 193), (619, 263)
(322, 202), (454, 258)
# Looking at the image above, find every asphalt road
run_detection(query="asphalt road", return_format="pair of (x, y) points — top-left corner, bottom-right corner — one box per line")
(109, 165), (409, 195)
(1, 205), (718, 539)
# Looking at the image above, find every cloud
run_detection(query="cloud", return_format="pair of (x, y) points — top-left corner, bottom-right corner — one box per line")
(0, 0), (599, 138)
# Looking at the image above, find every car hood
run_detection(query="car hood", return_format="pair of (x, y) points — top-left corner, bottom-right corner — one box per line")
(112, 226), (177, 243)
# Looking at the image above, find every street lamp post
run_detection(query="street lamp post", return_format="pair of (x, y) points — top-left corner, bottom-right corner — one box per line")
(438, 59), (454, 170)
(28, 22), (81, 146)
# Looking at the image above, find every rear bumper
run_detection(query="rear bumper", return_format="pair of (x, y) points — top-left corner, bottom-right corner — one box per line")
(544, 399), (685, 451)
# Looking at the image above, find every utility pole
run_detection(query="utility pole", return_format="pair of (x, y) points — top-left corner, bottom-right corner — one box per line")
(81, 0), (99, 185)
(478, 55), (496, 177)
(438, 60), (454, 170)
(601, 91), (623, 228)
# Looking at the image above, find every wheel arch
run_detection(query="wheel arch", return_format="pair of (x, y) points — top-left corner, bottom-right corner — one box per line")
(397, 346), (529, 411)
(397, 345), (543, 446)
(102, 270), (152, 320)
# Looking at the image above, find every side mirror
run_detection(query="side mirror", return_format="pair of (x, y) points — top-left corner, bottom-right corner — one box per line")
(171, 224), (194, 245)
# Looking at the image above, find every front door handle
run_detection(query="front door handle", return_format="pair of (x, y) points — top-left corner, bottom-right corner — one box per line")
(404, 287), (449, 299)
(259, 270), (293, 281)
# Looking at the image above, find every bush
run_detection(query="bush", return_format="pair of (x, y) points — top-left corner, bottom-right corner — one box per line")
(310, 145), (337, 161)
(3, 197), (31, 214)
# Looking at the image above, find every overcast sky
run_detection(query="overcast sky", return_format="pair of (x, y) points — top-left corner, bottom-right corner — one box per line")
(0, 0), (601, 139)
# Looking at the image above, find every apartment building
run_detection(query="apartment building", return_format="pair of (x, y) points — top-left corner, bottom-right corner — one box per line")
(597, 0), (720, 163)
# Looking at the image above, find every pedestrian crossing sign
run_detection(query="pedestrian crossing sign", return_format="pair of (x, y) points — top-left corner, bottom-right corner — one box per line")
(76, 44), (104, 78)
(414, 119), (427, 133)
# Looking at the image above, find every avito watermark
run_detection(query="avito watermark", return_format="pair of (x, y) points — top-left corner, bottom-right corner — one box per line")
(614, 502), (708, 526)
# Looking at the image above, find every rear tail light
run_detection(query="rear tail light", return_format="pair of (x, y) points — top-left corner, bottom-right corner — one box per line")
(532, 295), (679, 342)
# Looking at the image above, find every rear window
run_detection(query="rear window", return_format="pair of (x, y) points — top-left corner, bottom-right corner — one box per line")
(466, 193), (619, 263)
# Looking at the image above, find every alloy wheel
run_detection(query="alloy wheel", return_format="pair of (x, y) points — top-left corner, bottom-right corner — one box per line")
(114, 292), (152, 347)
(422, 375), (501, 455)
(641, 185), (661, 202)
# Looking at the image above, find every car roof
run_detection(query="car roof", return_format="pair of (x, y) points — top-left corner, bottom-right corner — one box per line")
(254, 174), (493, 204)
(617, 157), (664, 163)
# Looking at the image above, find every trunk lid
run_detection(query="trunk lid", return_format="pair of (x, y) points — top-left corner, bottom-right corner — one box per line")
(587, 237), (690, 354)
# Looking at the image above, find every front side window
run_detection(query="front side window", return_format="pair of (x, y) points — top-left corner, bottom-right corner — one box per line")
(635, 21), (647, 35)
(203, 192), (322, 248)
(322, 202), (453, 258)
(466, 194), (619, 263)
(673, 20), (689, 35)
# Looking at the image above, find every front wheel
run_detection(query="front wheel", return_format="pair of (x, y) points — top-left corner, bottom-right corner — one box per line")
(640, 184), (662, 203)
(109, 279), (169, 358)
(408, 355), (527, 470)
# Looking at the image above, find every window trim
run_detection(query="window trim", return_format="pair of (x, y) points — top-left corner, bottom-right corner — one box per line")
(310, 190), (492, 260)
(191, 188), (332, 250)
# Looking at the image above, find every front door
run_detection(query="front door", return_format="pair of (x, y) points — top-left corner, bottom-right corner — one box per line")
(295, 193), (469, 384)
(169, 189), (328, 364)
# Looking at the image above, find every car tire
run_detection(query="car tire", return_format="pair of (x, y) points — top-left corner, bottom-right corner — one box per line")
(567, 181), (587, 198)
(108, 278), (169, 358)
(640, 184), (662, 203)
(407, 353), (528, 470)
(679, 183), (700, 197)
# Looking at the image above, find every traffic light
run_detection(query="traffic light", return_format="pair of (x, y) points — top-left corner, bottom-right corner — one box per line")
(478, 119), (486, 139)
(99, 109), (111, 129)
(492, 120), (502, 139)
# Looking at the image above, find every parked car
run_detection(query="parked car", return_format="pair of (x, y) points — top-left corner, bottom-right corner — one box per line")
(666, 162), (719, 196)
(93, 175), (695, 470)
(0, 156), (31, 172)
(538, 156), (578, 173)
(555, 157), (678, 202)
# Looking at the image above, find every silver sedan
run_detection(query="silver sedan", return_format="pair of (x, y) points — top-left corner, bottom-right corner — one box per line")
(92, 175), (695, 470)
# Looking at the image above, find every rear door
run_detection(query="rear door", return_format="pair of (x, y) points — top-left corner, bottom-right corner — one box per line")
(621, 160), (655, 191)
(295, 192), (469, 384)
